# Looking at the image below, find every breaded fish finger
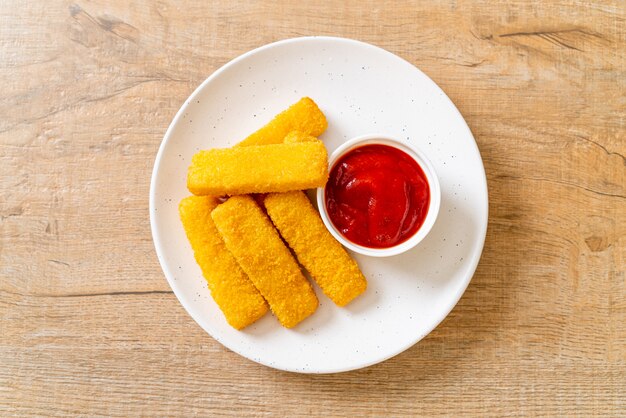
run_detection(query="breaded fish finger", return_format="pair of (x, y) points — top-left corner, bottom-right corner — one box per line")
(211, 195), (318, 328)
(237, 97), (327, 147)
(188, 142), (328, 196)
(179, 196), (268, 329)
(264, 191), (368, 306)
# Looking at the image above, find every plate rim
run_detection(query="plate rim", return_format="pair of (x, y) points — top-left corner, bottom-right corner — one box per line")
(149, 36), (489, 373)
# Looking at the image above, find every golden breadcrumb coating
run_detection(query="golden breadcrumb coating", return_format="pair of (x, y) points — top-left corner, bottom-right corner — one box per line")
(178, 196), (268, 329)
(211, 195), (318, 328)
(282, 130), (319, 143)
(187, 142), (328, 196)
(264, 191), (367, 306)
(236, 97), (327, 147)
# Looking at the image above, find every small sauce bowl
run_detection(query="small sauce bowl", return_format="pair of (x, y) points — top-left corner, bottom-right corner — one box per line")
(317, 134), (441, 257)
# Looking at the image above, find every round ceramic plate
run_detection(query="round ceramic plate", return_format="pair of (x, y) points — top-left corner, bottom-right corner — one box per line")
(150, 37), (488, 373)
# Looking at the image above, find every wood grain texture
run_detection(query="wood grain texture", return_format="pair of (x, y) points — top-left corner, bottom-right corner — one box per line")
(1, 0), (624, 416)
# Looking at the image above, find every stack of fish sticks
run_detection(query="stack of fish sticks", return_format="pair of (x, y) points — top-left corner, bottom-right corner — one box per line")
(179, 98), (367, 330)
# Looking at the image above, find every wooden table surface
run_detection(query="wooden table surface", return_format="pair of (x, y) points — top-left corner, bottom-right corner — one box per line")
(1, 1), (624, 416)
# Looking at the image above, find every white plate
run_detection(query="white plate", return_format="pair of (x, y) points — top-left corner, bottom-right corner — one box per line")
(150, 37), (488, 373)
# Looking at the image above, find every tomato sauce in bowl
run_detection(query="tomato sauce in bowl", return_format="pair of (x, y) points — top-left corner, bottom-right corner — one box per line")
(317, 134), (440, 257)
(325, 144), (430, 248)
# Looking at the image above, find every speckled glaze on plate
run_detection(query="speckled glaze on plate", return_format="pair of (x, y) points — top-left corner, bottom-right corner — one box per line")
(150, 37), (488, 373)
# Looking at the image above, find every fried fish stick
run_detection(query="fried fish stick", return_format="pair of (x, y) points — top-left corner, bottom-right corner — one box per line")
(179, 196), (268, 329)
(187, 142), (328, 196)
(236, 97), (327, 147)
(211, 195), (318, 328)
(264, 191), (367, 306)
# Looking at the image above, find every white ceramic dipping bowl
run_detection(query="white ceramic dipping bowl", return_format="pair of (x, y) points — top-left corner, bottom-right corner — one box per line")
(317, 134), (441, 257)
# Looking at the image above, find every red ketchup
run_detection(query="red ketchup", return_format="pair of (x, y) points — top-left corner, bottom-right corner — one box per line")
(325, 144), (430, 248)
